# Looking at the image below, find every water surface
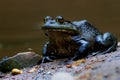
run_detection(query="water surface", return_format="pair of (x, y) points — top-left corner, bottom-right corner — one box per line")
(0, 0), (120, 59)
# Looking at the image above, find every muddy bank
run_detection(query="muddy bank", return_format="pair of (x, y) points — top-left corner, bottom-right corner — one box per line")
(1, 43), (120, 80)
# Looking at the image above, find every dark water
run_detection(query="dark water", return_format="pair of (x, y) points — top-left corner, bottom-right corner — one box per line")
(0, 0), (120, 59)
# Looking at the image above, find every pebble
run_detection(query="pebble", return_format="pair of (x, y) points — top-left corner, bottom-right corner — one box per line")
(11, 68), (23, 75)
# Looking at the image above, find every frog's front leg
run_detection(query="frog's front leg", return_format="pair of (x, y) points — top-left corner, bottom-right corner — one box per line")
(95, 32), (117, 54)
(42, 42), (57, 63)
(70, 36), (90, 61)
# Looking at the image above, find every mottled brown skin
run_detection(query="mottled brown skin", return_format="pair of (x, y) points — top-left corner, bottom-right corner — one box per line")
(44, 30), (79, 57)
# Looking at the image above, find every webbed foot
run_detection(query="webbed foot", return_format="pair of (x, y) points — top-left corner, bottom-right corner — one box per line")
(41, 56), (57, 63)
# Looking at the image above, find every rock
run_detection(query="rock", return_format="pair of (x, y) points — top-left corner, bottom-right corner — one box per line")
(51, 72), (74, 80)
(1, 43), (120, 79)
(0, 58), (22, 73)
(0, 52), (41, 73)
(11, 52), (41, 67)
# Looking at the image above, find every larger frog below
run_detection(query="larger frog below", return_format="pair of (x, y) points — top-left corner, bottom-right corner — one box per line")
(41, 16), (117, 62)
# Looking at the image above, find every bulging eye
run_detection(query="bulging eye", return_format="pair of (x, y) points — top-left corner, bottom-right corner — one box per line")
(56, 16), (65, 24)
(44, 16), (52, 23)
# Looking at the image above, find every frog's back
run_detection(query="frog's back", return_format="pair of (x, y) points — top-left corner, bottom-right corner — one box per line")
(73, 20), (102, 43)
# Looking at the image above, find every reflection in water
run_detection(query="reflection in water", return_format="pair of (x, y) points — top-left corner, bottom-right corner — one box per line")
(0, 0), (120, 59)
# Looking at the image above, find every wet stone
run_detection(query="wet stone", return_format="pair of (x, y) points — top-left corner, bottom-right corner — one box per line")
(0, 52), (41, 73)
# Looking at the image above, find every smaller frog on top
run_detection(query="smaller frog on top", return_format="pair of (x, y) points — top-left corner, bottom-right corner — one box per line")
(41, 16), (117, 63)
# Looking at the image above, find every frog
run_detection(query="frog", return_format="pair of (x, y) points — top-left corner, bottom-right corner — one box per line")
(41, 16), (117, 63)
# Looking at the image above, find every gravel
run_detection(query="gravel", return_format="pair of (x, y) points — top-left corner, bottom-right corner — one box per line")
(1, 43), (120, 80)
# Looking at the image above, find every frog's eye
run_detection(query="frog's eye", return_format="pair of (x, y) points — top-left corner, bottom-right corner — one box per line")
(44, 16), (52, 23)
(56, 16), (65, 24)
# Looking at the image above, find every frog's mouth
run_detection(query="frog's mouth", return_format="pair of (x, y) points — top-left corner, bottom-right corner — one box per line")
(42, 26), (79, 35)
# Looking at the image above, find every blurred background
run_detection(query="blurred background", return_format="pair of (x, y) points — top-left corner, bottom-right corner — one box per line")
(0, 0), (120, 59)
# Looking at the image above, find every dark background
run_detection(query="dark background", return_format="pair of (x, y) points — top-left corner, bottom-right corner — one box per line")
(0, 0), (120, 59)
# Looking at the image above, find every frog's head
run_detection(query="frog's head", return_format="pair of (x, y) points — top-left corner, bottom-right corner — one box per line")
(42, 16), (79, 36)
